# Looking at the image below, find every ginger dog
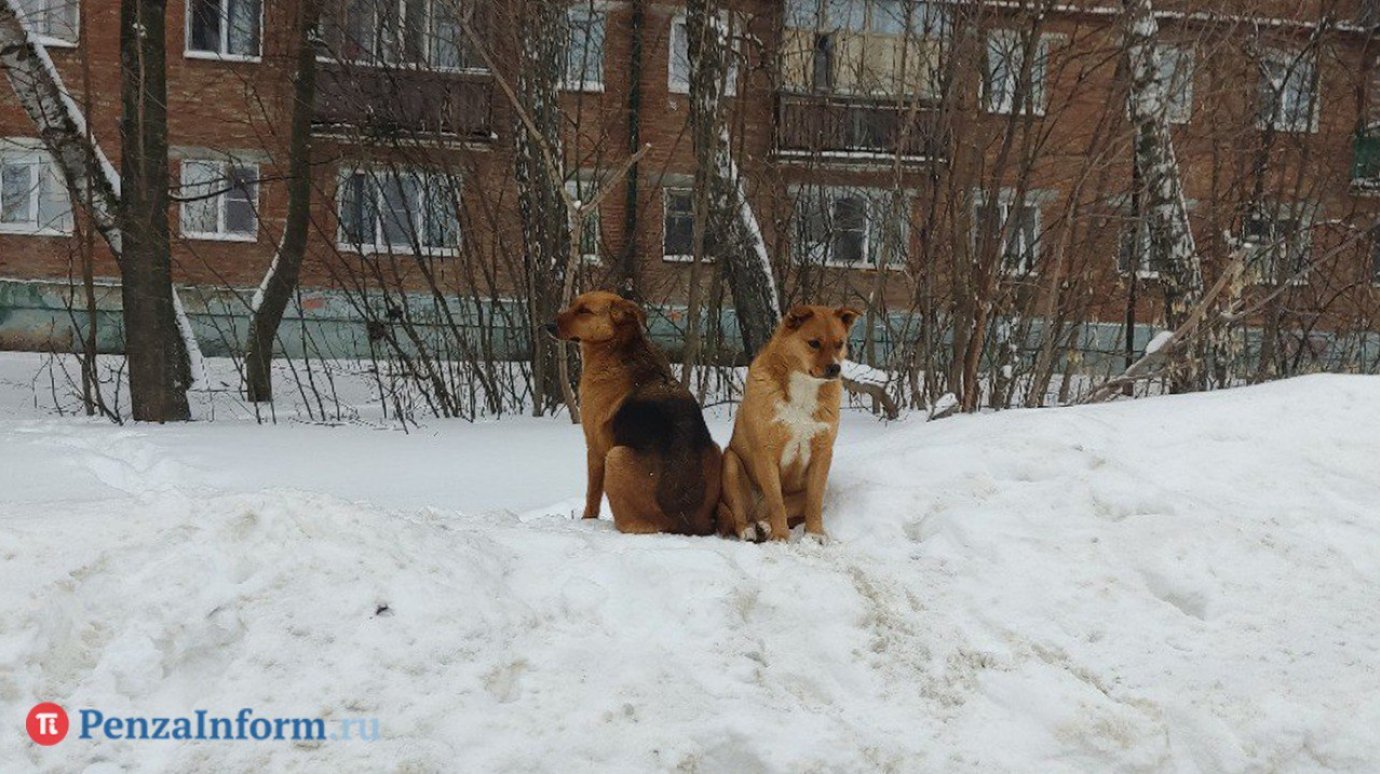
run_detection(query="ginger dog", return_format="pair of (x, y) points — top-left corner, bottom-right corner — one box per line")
(718, 305), (860, 542)
(547, 291), (722, 535)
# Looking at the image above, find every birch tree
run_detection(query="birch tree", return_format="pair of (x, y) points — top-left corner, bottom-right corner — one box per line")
(684, 0), (780, 357)
(1121, 0), (1205, 392)
(0, 0), (200, 420)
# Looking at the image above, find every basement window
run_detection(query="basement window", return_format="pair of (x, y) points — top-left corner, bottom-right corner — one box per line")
(0, 145), (72, 236)
(187, 0), (262, 60)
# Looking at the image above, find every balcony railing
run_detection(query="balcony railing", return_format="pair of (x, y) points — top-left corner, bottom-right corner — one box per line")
(314, 65), (494, 142)
(1352, 131), (1380, 192)
(776, 95), (943, 162)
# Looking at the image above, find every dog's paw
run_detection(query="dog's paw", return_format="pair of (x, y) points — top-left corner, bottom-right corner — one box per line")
(739, 523), (760, 542)
(802, 530), (830, 546)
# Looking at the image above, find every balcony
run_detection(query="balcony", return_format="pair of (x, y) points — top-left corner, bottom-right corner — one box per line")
(314, 65), (495, 143)
(776, 95), (943, 164)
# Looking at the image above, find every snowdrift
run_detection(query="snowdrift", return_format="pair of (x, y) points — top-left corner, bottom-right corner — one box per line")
(3, 375), (1380, 771)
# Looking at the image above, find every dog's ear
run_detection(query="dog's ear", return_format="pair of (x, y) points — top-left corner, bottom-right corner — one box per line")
(836, 306), (863, 328)
(784, 305), (814, 330)
(610, 298), (647, 327)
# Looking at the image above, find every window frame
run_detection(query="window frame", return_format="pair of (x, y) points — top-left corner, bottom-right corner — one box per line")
(565, 177), (602, 265)
(17, 0), (80, 48)
(184, 0), (264, 63)
(1258, 48), (1319, 134)
(782, 0), (951, 99)
(668, 11), (740, 97)
(562, 3), (608, 93)
(794, 186), (909, 270)
(984, 28), (1049, 117)
(178, 158), (260, 243)
(336, 165), (461, 258)
(315, 0), (489, 73)
(974, 189), (1042, 277)
(661, 187), (697, 263)
(0, 141), (73, 237)
(1242, 204), (1313, 286)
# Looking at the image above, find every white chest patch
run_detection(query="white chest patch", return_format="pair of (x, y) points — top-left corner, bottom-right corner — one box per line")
(775, 372), (831, 470)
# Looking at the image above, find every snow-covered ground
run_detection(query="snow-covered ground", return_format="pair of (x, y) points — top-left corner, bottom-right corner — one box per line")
(2, 353), (1379, 772)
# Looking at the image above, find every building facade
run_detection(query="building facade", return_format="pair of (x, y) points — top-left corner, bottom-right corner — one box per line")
(2, 0), (1379, 373)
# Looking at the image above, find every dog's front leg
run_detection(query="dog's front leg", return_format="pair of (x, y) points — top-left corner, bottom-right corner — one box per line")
(802, 445), (834, 539)
(584, 448), (605, 519)
(756, 462), (791, 541)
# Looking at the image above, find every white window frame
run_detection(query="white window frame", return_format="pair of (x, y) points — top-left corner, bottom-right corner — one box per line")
(562, 3), (608, 93)
(974, 189), (1042, 276)
(0, 140), (72, 237)
(984, 29), (1049, 116)
(565, 177), (602, 265)
(1242, 204), (1313, 286)
(668, 12), (740, 97)
(184, 0), (263, 63)
(1259, 48), (1319, 133)
(794, 186), (908, 270)
(661, 187), (699, 263)
(783, 0), (951, 99)
(1117, 218), (1161, 280)
(178, 159), (260, 242)
(16, 0), (80, 48)
(336, 166), (461, 258)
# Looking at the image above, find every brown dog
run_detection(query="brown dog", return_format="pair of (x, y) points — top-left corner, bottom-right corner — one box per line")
(717, 305), (860, 542)
(547, 291), (722, 535)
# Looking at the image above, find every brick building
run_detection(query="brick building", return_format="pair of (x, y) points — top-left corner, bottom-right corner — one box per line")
(2, 0), (1379, 369)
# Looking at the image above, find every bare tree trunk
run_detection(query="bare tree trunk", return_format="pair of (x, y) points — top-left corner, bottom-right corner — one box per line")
(620, 0), (645, 299)
(513, 0), (572, 417)
(1121, 0), (1204, 392)
(245, 0), (321, 402)
(120, 0), (190, 421)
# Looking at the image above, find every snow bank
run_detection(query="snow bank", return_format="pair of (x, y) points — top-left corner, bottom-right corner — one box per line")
(3, 373), (1380, 771)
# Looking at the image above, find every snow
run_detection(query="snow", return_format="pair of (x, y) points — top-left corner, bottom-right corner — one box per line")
(3, 353), (1380, 771)
(1145, 329), (1174, 355)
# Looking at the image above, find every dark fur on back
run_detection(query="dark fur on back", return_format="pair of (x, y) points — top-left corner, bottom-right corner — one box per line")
(607, 334), (716, 529)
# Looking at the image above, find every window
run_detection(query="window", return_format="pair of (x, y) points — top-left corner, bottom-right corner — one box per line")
(975, 191), (1041, 275)
(321, 0), (482, 70)
(985, 29), (1049, 115)
(179, 160), (258, 241)
(669, 14), (739, 96)
(795, 187), (907, 268)
(187, 0), (261, 59)
(1157, 45), (1194, 124)
(782, 0), (949, 99)
(564, 5), (606, 91)
(0, 145), (72, 236)
(1117, 219), (1167, 278)
(338, 167), (460, 255)
(663, 188), (695, 261)
(15, 0), (78, 44)
(566, 178), (601, 264)
(1260, 49), (1317, 132)
(1243, 206), (1311, 284)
